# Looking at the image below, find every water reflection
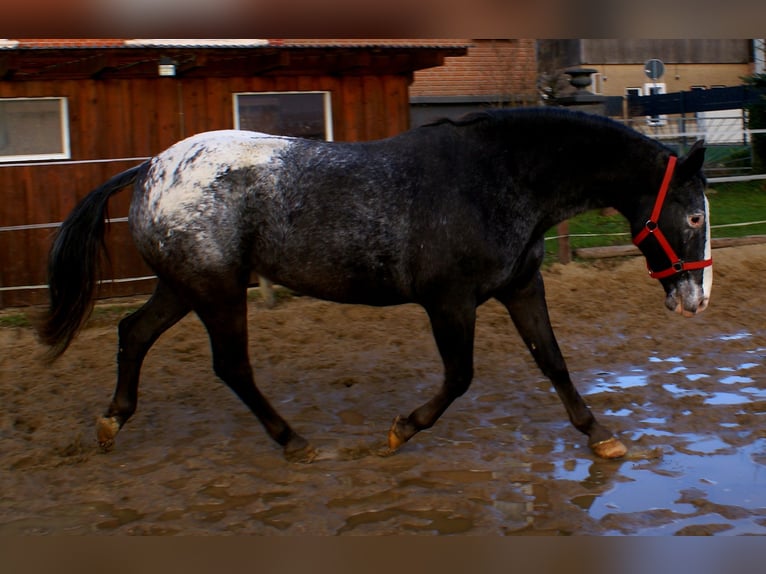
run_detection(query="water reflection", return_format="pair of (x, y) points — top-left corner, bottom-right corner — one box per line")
(717, 331), (752, 341)
(572, 337), (766, 534)
(551, 433), (766, 534)
(585, 371), (648, 395)
(588, 438), (766, 523)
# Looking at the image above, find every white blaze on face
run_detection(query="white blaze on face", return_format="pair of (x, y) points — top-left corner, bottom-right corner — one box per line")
(700, 194), (713, 310)
(668, 194), (713, 317)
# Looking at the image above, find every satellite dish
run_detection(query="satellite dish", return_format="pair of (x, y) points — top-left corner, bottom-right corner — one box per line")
(644, 59), (665, 80)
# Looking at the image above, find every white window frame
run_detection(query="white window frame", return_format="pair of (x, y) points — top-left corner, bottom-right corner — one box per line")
(643, 82), (667, 126)
(0, 97), (71, 162)
(233, 91), (334, 141)
(591, 73), (603, 94)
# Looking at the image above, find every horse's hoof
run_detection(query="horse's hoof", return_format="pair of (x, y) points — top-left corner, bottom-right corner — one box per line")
(284, 436), (317, 463)
(96, 416), (120, 451)
(387, 415), (408, 451)
(377, 446), (399, 457)
(591, 436), (627, 459)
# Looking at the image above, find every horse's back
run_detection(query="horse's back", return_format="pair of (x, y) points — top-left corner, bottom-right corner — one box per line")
(126, 121), (536, 304)
(128, 130), (420, 300)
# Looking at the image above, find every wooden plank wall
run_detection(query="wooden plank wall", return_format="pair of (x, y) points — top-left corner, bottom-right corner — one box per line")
(0, 74), (412, 307)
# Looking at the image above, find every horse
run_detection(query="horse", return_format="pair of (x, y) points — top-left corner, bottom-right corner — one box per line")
(38, 107), (713, 462)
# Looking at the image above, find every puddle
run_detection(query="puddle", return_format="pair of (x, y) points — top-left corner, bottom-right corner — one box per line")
(604, 408), (633, 417)
(649, 355), (684, 363)
(614, 349), (766, 407)
(585, 370), (649, 395)
(704, 392), (751, 406)
(716, 332), (752, 342)
(662, 382), (707, 398)
(719, 375), (755, 385)
(553, 435), (766, 534)
(591, 438), (766, 522)
(574, 343), (766, 534)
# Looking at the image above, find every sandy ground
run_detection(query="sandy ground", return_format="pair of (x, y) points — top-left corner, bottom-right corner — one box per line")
(1, 244), (765, 535)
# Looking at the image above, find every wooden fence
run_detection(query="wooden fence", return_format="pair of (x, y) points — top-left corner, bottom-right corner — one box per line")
(0, 74), (412, 307)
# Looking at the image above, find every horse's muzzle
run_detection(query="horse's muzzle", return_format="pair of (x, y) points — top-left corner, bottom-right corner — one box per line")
(665, 281), (710, 317)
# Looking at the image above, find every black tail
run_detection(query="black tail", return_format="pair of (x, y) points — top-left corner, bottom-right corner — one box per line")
(38, 162), (149, 361)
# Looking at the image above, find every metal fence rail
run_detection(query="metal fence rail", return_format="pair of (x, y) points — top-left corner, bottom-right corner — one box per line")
(2, 137), (765, 302)
(620, 116), (766, 176)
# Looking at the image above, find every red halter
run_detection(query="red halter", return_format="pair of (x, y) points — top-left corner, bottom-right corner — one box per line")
(632, 155), (713, 280)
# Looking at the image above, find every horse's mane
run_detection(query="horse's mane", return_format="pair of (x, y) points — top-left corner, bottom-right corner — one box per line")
(420, 107), (656, 146)
(420, 110), (501, 128)
(423, 107), (604, 128)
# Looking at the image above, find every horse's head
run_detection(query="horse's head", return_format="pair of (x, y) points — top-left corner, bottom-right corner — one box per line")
(632, 140), (712, 317)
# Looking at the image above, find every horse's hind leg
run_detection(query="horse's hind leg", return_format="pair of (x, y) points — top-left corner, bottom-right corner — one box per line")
(98, 280), (190, 449)
(496, 272), (627, 459)
(194, 289), (315, 463)
(387, 299), (476, 452)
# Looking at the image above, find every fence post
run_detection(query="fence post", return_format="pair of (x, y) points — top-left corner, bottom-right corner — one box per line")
(259, 275), (276, 308)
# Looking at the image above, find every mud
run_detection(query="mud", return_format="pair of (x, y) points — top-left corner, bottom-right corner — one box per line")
(1, 244), (765, 535)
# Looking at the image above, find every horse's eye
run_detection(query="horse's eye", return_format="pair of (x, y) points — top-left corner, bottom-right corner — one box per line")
(688, 213), (705, 228)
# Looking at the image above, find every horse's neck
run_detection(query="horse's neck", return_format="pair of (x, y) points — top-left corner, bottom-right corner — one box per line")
(519, 129), (660, 222)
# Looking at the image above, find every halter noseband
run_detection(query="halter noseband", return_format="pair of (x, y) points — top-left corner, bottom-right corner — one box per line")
(632, 155), (713, 280)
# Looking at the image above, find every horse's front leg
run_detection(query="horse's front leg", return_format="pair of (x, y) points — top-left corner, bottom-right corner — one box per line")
(387, 299), (476, 452)
(496, 271), (627, 459)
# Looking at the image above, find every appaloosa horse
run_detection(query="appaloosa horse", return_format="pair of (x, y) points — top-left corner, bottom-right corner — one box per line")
(39, 107), (712, 462)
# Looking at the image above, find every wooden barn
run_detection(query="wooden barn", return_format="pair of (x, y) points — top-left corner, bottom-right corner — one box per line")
(0, 39), (467, 307)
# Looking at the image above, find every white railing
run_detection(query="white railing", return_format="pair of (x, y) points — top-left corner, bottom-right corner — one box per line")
(621, 113), (766, 146)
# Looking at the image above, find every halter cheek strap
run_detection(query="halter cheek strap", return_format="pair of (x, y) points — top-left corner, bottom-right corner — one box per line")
(632, 155), (713, 280)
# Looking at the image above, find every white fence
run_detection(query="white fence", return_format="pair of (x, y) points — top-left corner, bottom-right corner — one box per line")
(621, 113), (765, 146)
(620, 114), (766, 177)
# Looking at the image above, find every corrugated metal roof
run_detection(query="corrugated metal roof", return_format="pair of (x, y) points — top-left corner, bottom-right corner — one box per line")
(2, 39), (128, 49)
(123, 39), (270, 48)
(0, 38), (470, 50)
(273, 39), (472, 49)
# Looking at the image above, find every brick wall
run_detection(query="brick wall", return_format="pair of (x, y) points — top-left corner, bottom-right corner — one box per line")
(411, 39), (538, 102)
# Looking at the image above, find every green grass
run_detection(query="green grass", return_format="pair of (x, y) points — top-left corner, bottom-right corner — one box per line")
(0, 303), (144, 331)
(246, 285), (297, 304)
(0, 314), (31, 328)
(706, 179), (766, 238)
(544, 179), (766, 263)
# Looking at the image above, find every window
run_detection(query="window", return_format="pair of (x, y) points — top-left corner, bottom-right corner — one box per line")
(591, 73), (603, 94)
(643, 82), (667, 126)
(234, 92), (333, 141)
(0, 97), (70, 162)
(625, 87), (643, 97)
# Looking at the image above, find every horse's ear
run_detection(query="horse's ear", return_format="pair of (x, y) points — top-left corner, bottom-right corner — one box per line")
(677, 139), (706, 179)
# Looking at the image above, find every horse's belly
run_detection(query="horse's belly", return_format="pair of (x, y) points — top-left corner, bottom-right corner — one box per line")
(261, 257), (411, 306)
